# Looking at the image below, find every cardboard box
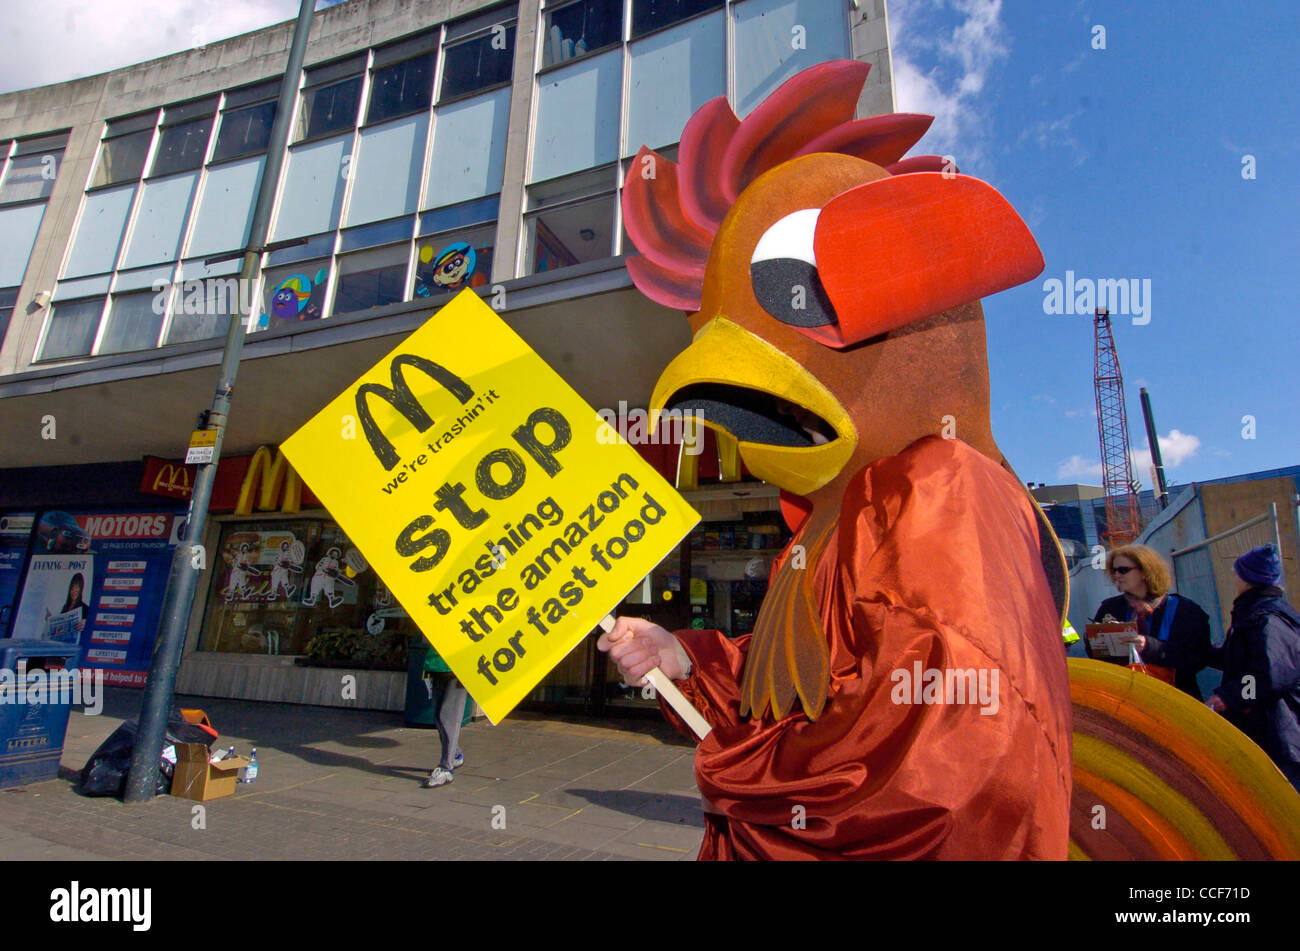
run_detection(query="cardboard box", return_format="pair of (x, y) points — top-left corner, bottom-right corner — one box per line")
(170, 743), (248, 801)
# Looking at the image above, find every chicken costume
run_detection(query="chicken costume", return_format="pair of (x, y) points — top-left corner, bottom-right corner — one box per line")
(621, 61), (1300, 860)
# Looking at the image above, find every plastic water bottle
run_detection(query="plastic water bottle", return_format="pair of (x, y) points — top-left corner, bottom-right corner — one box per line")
(242, 749), (259, 783)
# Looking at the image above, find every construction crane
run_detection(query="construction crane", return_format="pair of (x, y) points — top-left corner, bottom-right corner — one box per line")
(1093, 307), (1143, 545)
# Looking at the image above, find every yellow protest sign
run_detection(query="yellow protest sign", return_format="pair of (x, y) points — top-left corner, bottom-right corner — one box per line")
(281, 289), (699, 723)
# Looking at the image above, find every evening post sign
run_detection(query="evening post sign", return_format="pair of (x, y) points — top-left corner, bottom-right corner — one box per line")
(282, 290), (699, 724)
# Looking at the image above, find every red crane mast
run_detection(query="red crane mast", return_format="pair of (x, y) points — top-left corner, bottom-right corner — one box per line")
(1093, 307), (1142, 545)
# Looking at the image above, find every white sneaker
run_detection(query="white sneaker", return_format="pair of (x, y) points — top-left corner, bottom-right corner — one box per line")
(452, 751), (464, 769)
(423, 767), (453, 788)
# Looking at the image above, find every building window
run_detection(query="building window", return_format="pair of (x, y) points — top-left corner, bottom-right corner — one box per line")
(151, 115), (214, 178)
(91, 128), (153, 188)
(532, 48), (622, 182)
(39, 298), (104, 360)
(441, 25), (516, 100)
(163, 275), (235, 345)
(543, 0), (623, 67)
(121, 171), (200, 269)
(63, 184), (136, 278)
(259, 258), (330, 329)
(424, 87), (511, 208)
(367, 52), (435, 124)
(333, 245), (407, 316)
(414, 223), (494, 297)
(733, 0), (851, 117)
(625, 7), (725, 154)
(0, 287), (17, 347)
(345, 114), (429, 227)
(297, 58), (364, 142)
(185, 155), (263, 259)
(0, 151), (62, 204)
(212, 101), (277, 162)
(99, 291), (164, 354)
(525, 166), (617, 274)
(0, 203), (47, 287)
(272, 135), (353, 241)
(631, 0), (723, 37)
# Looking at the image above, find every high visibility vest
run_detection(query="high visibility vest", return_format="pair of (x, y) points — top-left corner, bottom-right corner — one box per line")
(1062, 620), (1080, 645)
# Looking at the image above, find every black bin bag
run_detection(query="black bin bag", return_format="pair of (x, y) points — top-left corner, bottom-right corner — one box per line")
(78, 708), (216, 798)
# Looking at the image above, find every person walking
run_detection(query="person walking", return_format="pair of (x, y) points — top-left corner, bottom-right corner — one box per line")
(1093, 544), (1213, 698)
(421, 641), (468, 789)
(1206, 545), (1300, 793)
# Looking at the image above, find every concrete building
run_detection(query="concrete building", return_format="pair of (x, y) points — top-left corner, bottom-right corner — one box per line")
(0, 0), (896, 712)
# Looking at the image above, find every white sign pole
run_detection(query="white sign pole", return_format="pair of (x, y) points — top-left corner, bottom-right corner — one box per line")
(598, 615), (712, 741)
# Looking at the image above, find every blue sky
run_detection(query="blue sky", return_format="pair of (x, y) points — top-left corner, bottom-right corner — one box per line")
(890, 0), (1299, 487)
(0, 0), (1292, 488)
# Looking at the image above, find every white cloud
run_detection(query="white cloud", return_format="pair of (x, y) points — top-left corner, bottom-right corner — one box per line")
(890, 0), (1010, 164)
(1056, 430), (1200, 487)
(0, 0), (304, 94)
(1057, 454), (1103, 482)
(1130, 429), (1201, 477)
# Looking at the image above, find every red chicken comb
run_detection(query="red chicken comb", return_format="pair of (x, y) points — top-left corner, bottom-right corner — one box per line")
(623, 59), (933, 311)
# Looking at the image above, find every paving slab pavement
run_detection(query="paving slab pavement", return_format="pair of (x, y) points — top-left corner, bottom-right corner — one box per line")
(0, 687), (705, 861)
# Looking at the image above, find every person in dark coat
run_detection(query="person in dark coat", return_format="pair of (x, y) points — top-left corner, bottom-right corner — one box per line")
(1093, 544), (1213, 699)
(1206, 545), (1300, 793)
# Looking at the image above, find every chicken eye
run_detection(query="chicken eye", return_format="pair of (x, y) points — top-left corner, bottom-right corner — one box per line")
(749, 209), (838, 329)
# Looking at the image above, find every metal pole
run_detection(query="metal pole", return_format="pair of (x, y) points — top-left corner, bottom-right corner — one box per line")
(124, 0), (316, 803)
(1139, 387), (1170, 510)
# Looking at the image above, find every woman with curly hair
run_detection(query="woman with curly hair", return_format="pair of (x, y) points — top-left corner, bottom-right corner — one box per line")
(1093, 544), (1213, 698)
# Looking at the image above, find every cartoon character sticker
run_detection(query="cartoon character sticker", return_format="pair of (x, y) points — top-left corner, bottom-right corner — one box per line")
(269, 539), (305, 600)
(414, 241), (489, 297)
(223, 542), (264, 602)
(302, 546), (355, 609)
(259, 268), (328, 328)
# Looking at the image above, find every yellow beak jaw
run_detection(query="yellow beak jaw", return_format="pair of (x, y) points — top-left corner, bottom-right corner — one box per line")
(650, 318), (857, 497)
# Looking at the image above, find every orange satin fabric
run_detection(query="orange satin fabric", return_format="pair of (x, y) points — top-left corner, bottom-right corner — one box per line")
(660, 436), (1072, 859)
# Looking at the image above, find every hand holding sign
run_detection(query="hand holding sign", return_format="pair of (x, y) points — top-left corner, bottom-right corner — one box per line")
(598, 616), (690, 683)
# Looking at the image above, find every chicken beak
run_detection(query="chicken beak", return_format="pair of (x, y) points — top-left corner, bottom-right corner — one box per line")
(650, 318), (857, 496)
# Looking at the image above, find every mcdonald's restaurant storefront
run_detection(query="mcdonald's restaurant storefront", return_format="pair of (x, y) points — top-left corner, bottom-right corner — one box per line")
(1, 427), (793, 719)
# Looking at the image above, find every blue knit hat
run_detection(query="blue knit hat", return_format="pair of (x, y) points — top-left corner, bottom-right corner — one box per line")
(1234, 544), (1282, 586)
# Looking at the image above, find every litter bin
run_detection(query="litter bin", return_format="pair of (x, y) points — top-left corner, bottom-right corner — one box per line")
(405, 641), (437, 727)
(0, 638), (81, 789)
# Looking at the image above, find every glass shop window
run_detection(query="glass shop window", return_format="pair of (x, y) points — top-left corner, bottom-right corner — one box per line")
(257, 258), (331, 330)
(98, 290), (164, 354)
(543, 0), (623, 67)
(38, 298), (103, 361)
(631, 0), (723, 38)
(368, 52), (435, 124)
(200, 520), (420, 661)
(332, 245), (407, 316)
(412, 223), (494, 298)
